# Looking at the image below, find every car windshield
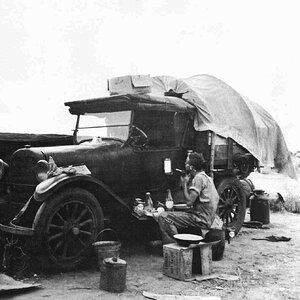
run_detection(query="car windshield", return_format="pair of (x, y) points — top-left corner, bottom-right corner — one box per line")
(76, 111), (131, 143)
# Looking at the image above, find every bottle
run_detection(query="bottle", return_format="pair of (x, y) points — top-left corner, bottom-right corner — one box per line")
(144, 192), (153, 212)
(187, 150), (193, 159)
(165, 189), (174, 210)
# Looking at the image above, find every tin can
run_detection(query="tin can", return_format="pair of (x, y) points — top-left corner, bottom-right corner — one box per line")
(134, 198), (144, 212)
(100, 257), (127, 293)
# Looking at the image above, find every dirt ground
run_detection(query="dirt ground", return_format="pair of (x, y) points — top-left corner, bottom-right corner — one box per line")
(2, 174), (300, 300)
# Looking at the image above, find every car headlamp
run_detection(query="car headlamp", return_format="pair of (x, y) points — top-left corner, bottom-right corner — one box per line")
(0, 159), (8, 180)
(35, 160), (49, 183)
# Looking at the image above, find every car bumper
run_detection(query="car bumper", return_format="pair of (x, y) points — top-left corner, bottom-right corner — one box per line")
(0, 223), (34, 236)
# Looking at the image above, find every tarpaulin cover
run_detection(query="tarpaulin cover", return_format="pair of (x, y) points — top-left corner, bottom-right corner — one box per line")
(150, 74), (296, 179)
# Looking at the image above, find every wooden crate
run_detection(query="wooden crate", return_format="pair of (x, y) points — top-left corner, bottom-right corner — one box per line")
(163, 242), (213, 281)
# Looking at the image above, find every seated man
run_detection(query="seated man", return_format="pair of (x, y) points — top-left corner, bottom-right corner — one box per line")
(158, 152), (223, 244)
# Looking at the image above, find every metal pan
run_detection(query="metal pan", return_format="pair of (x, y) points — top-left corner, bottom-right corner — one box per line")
(173, 234), (203, 247)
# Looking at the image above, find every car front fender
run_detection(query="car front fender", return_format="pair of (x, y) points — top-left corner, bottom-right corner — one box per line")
(34, 173), (70, 202)
(33, 173), (130, 210)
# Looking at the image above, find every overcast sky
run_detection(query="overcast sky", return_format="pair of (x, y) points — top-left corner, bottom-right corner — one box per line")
(1, 0), (299, 151)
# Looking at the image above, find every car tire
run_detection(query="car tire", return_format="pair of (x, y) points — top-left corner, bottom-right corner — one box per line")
(216, 177), (246, 235)
(240, 177), (255, 207)
(33, 187), (104, 270)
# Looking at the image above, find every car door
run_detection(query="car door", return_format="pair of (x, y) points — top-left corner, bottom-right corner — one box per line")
(132, 110), (191, 193)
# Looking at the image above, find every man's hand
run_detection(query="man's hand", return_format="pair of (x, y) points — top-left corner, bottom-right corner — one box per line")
(181, 174), (198, 206)
(180, 174), (190, 187)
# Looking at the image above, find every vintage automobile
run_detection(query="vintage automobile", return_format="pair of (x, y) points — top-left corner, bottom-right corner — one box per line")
(1, 74), (292, 270)
(0, 133), (73, 222)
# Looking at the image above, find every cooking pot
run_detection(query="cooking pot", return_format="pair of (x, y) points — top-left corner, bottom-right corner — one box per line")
(173, 234), (203, 247)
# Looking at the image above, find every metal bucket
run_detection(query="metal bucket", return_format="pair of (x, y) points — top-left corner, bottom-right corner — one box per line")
(92, 229), (121, 269)
(202, 228), (226, 261)
(250, 190), (270, 224)
(100, 257), (127, 293)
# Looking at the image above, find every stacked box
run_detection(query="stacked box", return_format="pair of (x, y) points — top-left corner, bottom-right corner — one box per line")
(108, 75), (152, 95)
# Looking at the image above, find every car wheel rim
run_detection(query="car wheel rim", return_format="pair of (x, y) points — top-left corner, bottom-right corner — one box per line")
(218, 187), (240, 226)
(46, 200), (97, 263)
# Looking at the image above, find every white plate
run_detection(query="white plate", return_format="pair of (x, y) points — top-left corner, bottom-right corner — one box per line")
(173, 234), (203, 241)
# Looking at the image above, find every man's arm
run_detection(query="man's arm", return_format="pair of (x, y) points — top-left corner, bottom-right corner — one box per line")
(181, 175), (199, 206)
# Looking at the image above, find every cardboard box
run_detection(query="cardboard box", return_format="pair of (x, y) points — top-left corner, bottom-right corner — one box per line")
(108, 75), (152, 95)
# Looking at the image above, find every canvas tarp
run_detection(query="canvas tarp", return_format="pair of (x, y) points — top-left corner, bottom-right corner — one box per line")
(150, 74), (296, 179)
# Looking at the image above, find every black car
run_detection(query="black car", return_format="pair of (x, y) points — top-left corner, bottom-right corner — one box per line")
(0, 89), (257, 270)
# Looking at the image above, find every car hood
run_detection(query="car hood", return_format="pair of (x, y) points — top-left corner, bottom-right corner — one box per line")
(9, 139), (124, 185)
(29, 139), (124, 167)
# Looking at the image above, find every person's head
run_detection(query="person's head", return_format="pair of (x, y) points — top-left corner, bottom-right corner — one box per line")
(185, 152), (207, 173)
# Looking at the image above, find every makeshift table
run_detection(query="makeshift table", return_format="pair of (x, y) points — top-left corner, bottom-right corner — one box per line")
(163, 241), (218, 281)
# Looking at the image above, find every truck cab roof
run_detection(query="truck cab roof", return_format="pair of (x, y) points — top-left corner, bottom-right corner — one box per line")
(65, 93), (194, 115)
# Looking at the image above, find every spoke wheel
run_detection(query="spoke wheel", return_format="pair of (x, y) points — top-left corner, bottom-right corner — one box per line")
(34, 188), (103, 270)
(216, 177), (246, 235)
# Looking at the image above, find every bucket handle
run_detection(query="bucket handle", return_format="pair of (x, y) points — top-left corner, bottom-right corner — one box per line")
(95, 228), (120, 243)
